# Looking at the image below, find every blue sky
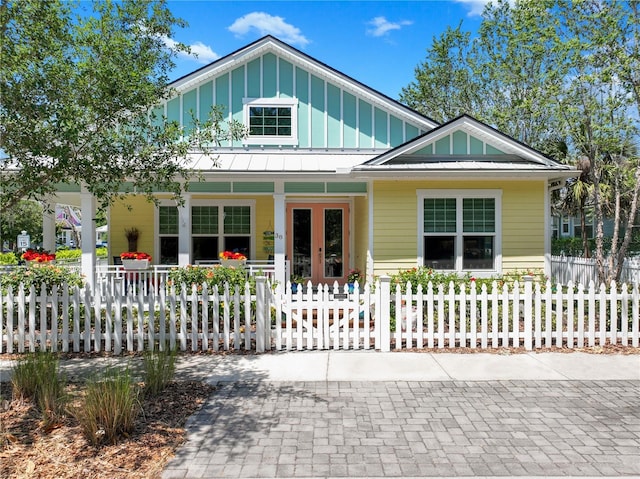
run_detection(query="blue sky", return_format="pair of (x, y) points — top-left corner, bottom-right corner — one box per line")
(165, 1), (488, 99)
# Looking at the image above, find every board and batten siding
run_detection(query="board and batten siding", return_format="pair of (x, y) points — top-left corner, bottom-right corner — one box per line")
(371, 180), (547, 276)
(162, 52), (424, 150)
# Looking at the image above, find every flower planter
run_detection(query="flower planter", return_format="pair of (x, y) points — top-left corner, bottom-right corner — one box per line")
(122, 259), (150, 270)
(26, 260), (54, 268)
(220, 259), (246, 268)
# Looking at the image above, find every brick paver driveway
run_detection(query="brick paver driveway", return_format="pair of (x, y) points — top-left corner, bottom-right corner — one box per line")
(163, 380), (640, 478)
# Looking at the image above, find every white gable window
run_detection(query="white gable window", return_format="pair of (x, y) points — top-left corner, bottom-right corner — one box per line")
(418, 190), (502, 274)
(243, 98), (298, 146)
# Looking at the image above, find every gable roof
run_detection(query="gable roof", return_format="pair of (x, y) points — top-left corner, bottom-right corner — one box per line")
(170, 35), (438, 132)
(353, 114), (577, 179)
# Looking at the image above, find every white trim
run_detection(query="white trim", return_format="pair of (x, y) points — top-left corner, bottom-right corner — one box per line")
(242, 97), (299, 146)
(367, 180), (374, 283)
(416, 189), (503, 276)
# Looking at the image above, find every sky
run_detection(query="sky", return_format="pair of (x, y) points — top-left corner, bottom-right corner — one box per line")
(165, 1), (488, 99)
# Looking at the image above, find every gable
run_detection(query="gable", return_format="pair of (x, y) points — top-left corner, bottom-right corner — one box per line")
(413, 131), (506, 156)
(159, 36), (436, 150)
(357, 115), (577, 178)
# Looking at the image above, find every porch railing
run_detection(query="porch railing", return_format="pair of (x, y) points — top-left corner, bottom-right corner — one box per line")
(95, 260), (290, 295)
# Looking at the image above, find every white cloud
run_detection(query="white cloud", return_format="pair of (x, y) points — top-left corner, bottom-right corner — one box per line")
(228, 12), (309, 47)
(161, 35), (220, 64)
(366, 16), (413, 37)
(454, 0), (509, 17)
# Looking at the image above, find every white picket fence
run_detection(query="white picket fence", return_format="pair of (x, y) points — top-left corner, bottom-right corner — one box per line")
(1, 277), (638, 354)
(551, 254), (640, 285)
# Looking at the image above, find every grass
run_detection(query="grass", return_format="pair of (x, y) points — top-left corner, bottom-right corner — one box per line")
(142, 347), (177, 397)
(73, 368), (140, 447)
(11, 352), (67, 427)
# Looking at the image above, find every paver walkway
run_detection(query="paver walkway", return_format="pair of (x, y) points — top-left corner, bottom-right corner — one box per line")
(163, 364), (640, 478)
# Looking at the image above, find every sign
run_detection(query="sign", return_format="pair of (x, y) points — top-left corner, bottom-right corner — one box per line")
(17, 231), (30, 250)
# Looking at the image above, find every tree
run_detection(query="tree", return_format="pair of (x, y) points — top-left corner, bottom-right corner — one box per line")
(401, 0), (640, 283)
(400, 24), (483, 124)
(0, 200), (43, 250)
(0, 0), (242, 214)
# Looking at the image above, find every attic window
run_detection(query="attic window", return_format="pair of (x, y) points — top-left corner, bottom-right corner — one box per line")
(243, 98), (298, 146)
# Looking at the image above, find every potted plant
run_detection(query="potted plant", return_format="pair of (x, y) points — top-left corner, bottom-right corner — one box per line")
(124, 227), (140, 252)
(21, 248), (56, 266)
(120, 251), (152, 270)
(219, 250), (247, 268)
(347, 268), (363, 293)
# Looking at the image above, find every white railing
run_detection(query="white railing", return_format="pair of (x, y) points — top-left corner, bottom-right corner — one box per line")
(1, 278), (638, 354)
(95, 260), (289, 295)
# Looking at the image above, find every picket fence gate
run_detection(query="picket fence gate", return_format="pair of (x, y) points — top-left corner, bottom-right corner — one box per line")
(1, 277), (638, 354)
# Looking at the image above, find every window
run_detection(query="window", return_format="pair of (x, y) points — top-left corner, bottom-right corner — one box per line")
(157, 202), (254, 265)
(192, 206), (218, 263)
(158, 206), (179, 265)
(243, 98), (298, 146)
(419, 190), (501, 273)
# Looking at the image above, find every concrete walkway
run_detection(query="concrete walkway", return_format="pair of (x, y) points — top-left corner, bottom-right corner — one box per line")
(1, 351), (639, 478)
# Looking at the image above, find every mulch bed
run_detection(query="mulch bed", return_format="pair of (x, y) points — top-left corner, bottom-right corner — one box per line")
(0, 380), (214, 479)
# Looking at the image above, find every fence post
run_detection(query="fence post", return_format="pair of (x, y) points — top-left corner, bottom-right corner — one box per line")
(523, 276), (533, 350)
(256, 276), (266, 353)
(379, 276), (391, 352)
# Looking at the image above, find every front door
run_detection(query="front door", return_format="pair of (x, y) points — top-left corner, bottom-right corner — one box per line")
(287, 203), (349, 284)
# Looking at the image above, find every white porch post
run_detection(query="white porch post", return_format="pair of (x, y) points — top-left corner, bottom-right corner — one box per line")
(178, 194), (191, 266)
(273, 193), (286, 286)
(80, 192), (97, 290)
(42, 200), (56, 253)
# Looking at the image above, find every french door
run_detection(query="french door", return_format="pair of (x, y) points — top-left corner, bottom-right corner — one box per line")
(286, 203), (350, 284)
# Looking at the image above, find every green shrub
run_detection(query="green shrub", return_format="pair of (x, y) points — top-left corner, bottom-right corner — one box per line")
(390, 267), (470, 293)
(168, 265), (255, 294)
(142, 347), (177, 397)
(11, 352), (67, 426)
(389, 266), (547, 294)
(74, 368), (140, 447)
(0, 263), (84, 293)
(0, 252), (18, 265)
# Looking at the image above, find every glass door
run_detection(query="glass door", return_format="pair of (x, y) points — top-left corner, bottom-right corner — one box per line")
(287, 203), (349, 284)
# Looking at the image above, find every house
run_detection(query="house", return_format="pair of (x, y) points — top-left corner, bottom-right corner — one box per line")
(47, 36), (577, 287)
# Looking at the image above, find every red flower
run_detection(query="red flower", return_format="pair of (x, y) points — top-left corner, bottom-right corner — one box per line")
(22, 249), (55, 263)
(219, 251), (247, 260)
(120, 252), (152, 261)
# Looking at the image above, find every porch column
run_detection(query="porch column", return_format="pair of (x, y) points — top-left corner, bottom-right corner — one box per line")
(178, 194), (191, 266)
(273, 193), (286, 286)
(80, 192), (97, 290)
(41, 199), (56, 253)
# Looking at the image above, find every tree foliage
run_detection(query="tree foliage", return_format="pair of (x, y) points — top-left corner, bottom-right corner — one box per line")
(401, 0), (640, 283)
(0, 0), (243, 214)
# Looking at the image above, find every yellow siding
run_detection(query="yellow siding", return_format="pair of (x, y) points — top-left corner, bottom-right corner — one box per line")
(109, 196), (156, 262)
(109, 195), (276, 264)
(372, 180), (547, 276)
(254, 196), (274, 260)
(352, 196), (368, 275)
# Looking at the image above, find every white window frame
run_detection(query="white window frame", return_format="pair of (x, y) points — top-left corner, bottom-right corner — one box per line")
(242, 97), (298, 146)
(156, 201), (180, 265)
(191, 200), (256, 260)
(417, 189), (502, 276)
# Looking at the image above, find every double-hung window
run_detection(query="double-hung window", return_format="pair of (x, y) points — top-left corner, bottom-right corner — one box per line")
(243, 98), (298, 146)
(157, 202), (253, 264)
(191, 203), (253, 263)
(158, 206), (179, 265)
(419, 190), (501, 273)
